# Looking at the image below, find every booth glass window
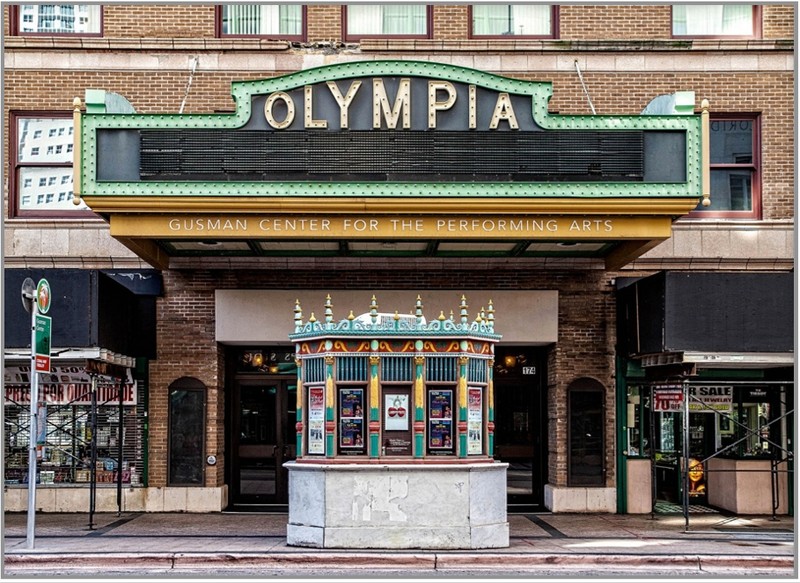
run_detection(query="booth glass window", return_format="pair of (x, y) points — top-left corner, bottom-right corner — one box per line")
(10, 112), (93, 218)
(427, 388), (454, 453)
(382, 386), (412, 455)
(338, 387), (366, 453)
(467, 387), (484, 455)
(168, 378), (206, 486)
(218, 4), (304, 39)
(471, 4), (555, 37)
(10, 4), (102, 35)
(345, 4), (430, 39)
(672, 5), (758, 37)
(306, 385), (325, 455)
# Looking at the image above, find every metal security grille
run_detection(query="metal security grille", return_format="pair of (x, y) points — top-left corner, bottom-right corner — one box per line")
(426, 356), (458, 383)
(381, 356), (413, 382)
(337, 356), (368, 382)
(3, 379), (146, 487)
(139, 130), (644, 182)
(304, 358), (326, 384)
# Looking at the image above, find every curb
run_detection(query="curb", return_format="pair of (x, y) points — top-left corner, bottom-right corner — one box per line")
(4, 552), (794, 572)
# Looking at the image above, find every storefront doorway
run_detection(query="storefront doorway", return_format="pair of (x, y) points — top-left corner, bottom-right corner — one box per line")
(229, 378), (296, 509)
(493, 347), (548, 511)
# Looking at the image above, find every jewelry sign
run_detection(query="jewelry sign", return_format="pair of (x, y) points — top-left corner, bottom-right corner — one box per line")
(384, 394), (409, 430)
(383, 392), (412, 456)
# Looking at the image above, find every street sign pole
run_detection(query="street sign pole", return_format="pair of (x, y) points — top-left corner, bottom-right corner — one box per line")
(26, 299), (39, 549)
(24, 277), (51, 550)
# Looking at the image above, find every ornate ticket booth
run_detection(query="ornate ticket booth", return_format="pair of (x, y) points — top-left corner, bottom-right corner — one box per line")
(285, 295), (508, 549)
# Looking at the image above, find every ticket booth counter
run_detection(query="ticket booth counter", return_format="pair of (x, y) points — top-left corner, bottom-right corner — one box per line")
(285, 295), (508, 549)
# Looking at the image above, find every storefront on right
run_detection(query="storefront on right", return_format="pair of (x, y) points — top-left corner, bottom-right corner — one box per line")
(616, 271), (794, 516)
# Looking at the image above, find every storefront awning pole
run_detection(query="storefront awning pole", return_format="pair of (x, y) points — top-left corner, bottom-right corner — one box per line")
(681, 381), (690, 532)
(649, 385), (657, 520)
(88, 376), (97, 530)
(117, 376), (124, 515)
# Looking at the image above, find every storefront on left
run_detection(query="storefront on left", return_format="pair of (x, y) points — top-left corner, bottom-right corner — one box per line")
(3, 268), (160, 512)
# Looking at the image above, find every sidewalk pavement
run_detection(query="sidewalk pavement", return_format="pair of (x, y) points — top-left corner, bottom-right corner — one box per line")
(2, 510), (796, 578)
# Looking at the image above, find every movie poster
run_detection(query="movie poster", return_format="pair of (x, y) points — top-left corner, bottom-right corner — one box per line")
(429, 389), (452, 420)
(307, 386), (325, 455)
(339, 388), (364, 451)
(428, 390), (453, 452)
(467, 387), (482, 454)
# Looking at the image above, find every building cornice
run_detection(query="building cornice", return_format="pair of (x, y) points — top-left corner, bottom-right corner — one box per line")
(4, 37), (793, 53)
(359, 38), (795, 53)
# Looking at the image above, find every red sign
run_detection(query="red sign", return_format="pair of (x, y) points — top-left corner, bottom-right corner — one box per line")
(35, 354), (51, 373)
(5, 382), (137, 405)
(653, 388), (684, 412)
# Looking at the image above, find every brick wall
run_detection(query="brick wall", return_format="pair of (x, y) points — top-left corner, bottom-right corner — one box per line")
(3, 2), (795, 499)
(104, 4), (215, 38)
(559, 5), (672, 39)
(4, 67), (793, 222)
(433, 5), (469, 40)
(4, 4), (794, 41)
(763, 4), (796, 38)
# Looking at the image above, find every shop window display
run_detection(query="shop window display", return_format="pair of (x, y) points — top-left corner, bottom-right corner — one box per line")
(4, 365), (144, 487)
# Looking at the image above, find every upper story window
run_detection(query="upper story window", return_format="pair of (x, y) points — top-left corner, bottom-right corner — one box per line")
(344, 4), (430, 40)
(218, 4), (305, 39)
(10, 112), (93, 218)
(10, 4), (102, 35)
(690, 115), (760, 219)
(470, 4), (556, 38)
(672, 5), (759, 38)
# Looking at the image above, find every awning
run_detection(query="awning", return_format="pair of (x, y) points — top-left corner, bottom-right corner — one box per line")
(100, 269), (162, 296)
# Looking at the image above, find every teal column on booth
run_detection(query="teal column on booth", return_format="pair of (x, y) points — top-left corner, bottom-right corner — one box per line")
(295, 356), (303, 456)
(487, 357), (495, 456)
(458, 353), (468, 458)
(325, 354), (335, 458)
(369, 351), (380, 458)
(414, 351), (425, 458)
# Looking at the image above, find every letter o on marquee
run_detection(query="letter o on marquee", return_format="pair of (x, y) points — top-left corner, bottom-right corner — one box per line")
(264, 92), (296, 129)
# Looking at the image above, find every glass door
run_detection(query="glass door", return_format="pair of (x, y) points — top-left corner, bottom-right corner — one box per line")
(230, 379), (296, 508)
(493, 348), (547, 511)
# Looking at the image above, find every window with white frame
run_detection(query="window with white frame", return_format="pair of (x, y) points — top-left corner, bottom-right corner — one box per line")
(13, 4), (101, 34)
(690, 115), (760, 218)
(471, 4), (554, 37)
(11, 113), (92, 217)
(220, 4), (303, 38)
(345, 4), (429, 38)
(672, 4), (756, 37)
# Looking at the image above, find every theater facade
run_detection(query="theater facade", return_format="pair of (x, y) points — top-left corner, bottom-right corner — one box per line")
(3, 5), (794, 519)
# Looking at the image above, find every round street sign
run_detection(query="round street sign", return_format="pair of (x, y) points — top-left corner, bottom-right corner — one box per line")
(36, 279), (51, 314)
(21, 277), (36, 313)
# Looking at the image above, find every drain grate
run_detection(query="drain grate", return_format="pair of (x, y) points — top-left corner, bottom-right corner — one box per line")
(654, 502), (719, 514)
